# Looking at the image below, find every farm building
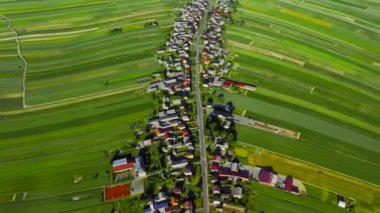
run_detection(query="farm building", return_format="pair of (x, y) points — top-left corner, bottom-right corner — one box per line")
(258, 169), (278, 187)
(112, 158), (135, 173)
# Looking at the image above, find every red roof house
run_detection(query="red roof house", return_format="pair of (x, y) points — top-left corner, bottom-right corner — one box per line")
(285, 176), (293, 192)
(211, 162), (220, 172)
(112, 158), (135, 173)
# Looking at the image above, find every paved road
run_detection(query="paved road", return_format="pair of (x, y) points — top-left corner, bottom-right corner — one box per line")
(194, 2), (212, 213)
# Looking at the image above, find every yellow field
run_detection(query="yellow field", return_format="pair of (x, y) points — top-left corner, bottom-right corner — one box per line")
(235, 147), (249, 158)
(280, 8), (333, 28)
(240, 145), (380, 207)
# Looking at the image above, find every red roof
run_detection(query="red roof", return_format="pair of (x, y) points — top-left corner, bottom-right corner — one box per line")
(224, 80), (233, 85)
(213, 154), (221, 162)
(235, 82), (245, 88)
(258, 170), (273, 184)
(211, 162), (220, 172)
(184, 200), (193, 209)
(181, 129), (189, 136)
(219, 167), (249, 180)
(104, 184), (131, 201)
(112, 162), (134, 173)
(285, 176), (293, 191)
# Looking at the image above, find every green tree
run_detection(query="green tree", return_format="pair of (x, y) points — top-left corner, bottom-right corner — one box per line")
(150, 147), (161, 171)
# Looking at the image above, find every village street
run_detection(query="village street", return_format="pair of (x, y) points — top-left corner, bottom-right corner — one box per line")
(194, 1), (213, 212)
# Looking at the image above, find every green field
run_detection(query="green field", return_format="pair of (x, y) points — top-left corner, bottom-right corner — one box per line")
(0, 0), (184, 211)
(0, 90), (152, 212)
(247, 182), (348, 213)
(0, 0), (183, 108)
(220, 0), (380, 185)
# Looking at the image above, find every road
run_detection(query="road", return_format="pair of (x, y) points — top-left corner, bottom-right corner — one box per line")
(194, 2), (212, 213)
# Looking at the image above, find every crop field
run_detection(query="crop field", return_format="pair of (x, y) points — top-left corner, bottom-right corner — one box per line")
(0, 89), (153, 213)
(235, 145), (380, 211)
(0, 0), (186, 211)
(247, 182), (348, 213)
(0, 0), (184, 108)
(219, 0), (380, 192)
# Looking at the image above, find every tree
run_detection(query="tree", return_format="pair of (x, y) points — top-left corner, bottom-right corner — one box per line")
(149, 147), (161, 171)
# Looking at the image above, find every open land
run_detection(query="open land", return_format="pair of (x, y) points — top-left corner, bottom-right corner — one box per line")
(203, 0), (380, 211)
(0, 0), (185, 212)
(218, 0), (380, 186)
(0, 0), (185, 109)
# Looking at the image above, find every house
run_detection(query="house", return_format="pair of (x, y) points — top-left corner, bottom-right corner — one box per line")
(221, 187), (231, 199)
(184, 164), (193, 176)
(213, 154), (221, 163)
(143, 203), (155, 213)
(211, 174), (218, 183)
(169, 155), (188, 169)
(154, 200), (169, 212)
(211, 162), (220, 173)
(223, 120), (231, 129)
(219, 166), (250, 181)
(184, 200), (193, 209)
(230, 162), (239, 173)
(212, 194), (221, 205)
(135, 156), (146, 177)
(148, 114), (179, 129)
(164, 205), (179, 213)
(258, 169), (278, 186)
(337, 195), (346, 208)
(112, 158), (134, 173)
(159, 109), (177, 117)
(185, 150), (194, 159)
(172, 187), (182, 195)
(284, 176), (293, 192)
(170, 196), (178, 205)
(155, 192), (167, 202)
(212, 184), (221, 194)
(215, 136), (228, 151)
(231, 186), (243, 199)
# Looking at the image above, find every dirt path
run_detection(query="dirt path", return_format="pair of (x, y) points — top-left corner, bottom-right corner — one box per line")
(1, 15), (28, 108)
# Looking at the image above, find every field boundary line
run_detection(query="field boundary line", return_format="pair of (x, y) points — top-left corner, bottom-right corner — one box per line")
(1, 15), (28, 108)
(236, 141), (380, 189)
(0, 83), (147, 116)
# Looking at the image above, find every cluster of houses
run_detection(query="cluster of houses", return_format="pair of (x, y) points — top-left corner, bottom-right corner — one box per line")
(198, 0), (256, 93)
(143, 189), (196, 213)
(141, 1), (210, 213)
(207, 104), (249, 206)
(148, 0), (209, 95)
(252, 167), (306, 195)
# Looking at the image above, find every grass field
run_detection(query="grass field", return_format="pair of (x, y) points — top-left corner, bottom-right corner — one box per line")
(247, 181), (348, 213)
(0, 90), (153, 212)
(0, 0), (185, 211)
(220, 1), (380, 204)
(0, 16), (23, 110)
(217, 0), (380, 193)
(0, 0), (184, 108)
